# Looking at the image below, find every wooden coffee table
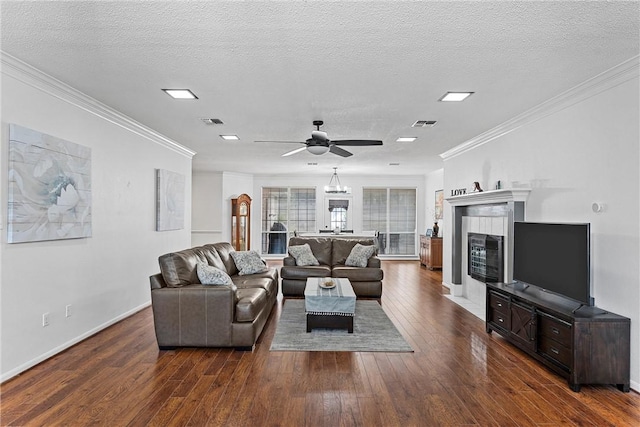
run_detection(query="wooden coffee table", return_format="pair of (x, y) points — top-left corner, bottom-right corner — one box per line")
(304, 277), (356, 333)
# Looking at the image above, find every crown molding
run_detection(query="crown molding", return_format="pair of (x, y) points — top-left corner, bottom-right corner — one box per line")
(1, 51), (196, 158)
(440, 55), (640, 161)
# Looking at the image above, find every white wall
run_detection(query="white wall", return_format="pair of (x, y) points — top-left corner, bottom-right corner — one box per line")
(191, 170), (253, 247)
(191, 171), (223, 246)
(424, 169), (444, 236)
(0, 55), (193, 381)
(442, 68), (640, 390)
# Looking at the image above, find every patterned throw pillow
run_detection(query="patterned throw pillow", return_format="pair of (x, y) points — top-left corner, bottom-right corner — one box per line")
(288, 243), (320, 266)
(230, 250), (269, 275)
(197, 262), (234, 286)
(345, 244), (376, 267)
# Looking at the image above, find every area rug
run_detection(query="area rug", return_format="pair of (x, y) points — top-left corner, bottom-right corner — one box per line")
(270, 300), (413, 352)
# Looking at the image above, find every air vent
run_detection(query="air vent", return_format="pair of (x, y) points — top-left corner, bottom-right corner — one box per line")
(307, 162), (318, 166)
(412, 120), (437, 128)
(389, 162), (400, 166)
(201, 118), (224, 125)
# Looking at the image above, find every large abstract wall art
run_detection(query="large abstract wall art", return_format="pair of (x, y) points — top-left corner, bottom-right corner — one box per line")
(8, 124), (92, 243)
(156, 169), (185, 231)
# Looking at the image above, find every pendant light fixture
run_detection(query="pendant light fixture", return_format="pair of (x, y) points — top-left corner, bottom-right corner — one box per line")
(324, 167), (351, 194)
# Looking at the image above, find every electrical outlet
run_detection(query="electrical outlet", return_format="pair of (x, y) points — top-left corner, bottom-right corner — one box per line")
(65, 304), (72, 318)
(42, 312), (50, 327)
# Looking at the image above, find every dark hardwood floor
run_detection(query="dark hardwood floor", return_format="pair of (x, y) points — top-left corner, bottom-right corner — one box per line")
(2, 260), (639, 426)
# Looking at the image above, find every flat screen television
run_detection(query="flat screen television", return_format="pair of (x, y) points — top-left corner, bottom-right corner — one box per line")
(513, 222), (592, 306)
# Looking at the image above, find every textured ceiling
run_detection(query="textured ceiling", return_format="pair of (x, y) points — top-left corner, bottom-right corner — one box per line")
(1, 1), (638, 176)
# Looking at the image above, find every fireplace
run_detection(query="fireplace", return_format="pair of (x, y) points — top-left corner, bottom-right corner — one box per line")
(468, 233), (504, 283)
(444, 188), (529, 302)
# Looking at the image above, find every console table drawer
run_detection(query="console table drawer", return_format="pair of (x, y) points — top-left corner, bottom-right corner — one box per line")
(539, 313), (572, 346)
(489, 311), (510, 330)
(489, 292), (509, 315)
(539, 336), (571, 369)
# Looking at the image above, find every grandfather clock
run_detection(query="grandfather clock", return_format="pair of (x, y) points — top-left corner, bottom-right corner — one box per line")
(231, 194), (251, 251)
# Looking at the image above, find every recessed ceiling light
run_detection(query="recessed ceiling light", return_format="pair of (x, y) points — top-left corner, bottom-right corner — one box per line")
(396, 137), (417, 142)
(162, 89), (198, 99)
(219, 135), (239, 140)
(439, 92), (474, 102)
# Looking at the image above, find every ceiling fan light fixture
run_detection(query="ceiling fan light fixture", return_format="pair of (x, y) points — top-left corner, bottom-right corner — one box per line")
(439, 92), (474, 102)
(307, 145), (330, 155)
(324, 167), (351, 194)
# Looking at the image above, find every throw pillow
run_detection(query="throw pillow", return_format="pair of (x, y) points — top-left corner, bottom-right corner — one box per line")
(196, 262), (234, 286)
(345, 244), (376, 268)
(230, 250), (269, 275)
(288, 243), (320, 266)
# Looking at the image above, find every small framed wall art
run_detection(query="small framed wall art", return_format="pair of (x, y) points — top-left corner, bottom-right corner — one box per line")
(434, 189), (444, 220)
(156, 169), (185, 231)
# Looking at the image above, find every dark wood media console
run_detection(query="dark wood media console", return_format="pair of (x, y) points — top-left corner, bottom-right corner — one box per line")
(486, 282), (630, 392)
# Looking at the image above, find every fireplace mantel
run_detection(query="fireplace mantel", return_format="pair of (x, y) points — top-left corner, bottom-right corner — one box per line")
(446, 188), (531, 207)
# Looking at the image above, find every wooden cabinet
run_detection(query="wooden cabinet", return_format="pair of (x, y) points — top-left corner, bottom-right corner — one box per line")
(231, 194), (251, 251)
(486, 282), (630, 392)
(487, 291), (536, 352)
(420, 236), (442, 270)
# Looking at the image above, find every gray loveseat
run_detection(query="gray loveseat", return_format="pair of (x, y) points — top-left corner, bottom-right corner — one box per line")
(280, 236), (383, 300)
(149, 242), (278, 350)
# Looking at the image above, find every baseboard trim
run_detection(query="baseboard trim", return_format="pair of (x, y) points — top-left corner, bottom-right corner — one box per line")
(0, 301), (151, 383)
(442, 281), (464, 296)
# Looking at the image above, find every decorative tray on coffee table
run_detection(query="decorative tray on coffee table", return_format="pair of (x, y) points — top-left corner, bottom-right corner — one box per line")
(319, 279), (336, 289)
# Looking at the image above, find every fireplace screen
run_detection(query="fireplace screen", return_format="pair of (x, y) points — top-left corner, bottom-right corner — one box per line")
(468, 233), (504, 283)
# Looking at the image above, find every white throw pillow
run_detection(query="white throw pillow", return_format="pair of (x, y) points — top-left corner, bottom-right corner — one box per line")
(345, 244), (376, 267)
(230, 250), (269, 275)
(197, 262), (234, 286)
(288, 243), (320, 266)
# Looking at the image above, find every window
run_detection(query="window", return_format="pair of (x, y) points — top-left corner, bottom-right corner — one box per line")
(261, 187), (316, 254)
(363, 188), (416, 255)
(328, 199), (349, 230)
(330, 208), (347, 230)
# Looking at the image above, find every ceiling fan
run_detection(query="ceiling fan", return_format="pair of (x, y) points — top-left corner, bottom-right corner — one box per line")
(255, 120), (383, 157)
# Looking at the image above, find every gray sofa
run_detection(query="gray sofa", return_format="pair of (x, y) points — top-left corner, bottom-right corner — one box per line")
(149, 242), (278, 350)
(281, 236), (383, 299)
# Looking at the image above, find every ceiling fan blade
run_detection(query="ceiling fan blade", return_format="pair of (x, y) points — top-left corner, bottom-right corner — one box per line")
(332, 139), (383, 146)
(281, 146), (308, 157)
(255, 140), (304, 144)
(329, 145), (353, 157)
